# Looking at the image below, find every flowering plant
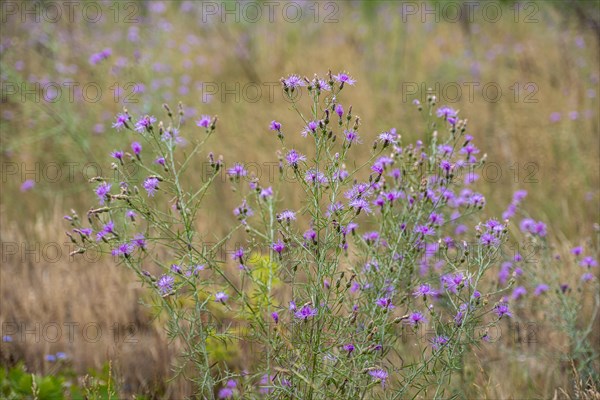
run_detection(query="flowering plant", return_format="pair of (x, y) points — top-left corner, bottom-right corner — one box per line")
(66, 72), (598, 398)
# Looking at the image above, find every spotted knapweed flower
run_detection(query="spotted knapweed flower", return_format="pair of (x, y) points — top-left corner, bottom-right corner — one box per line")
(269, 120), (281, 131)
(343, 343), (355, 354)
(533, 283), (549, 296)
(112, 113), (129, 130)
(413, 284), (438, 298)
(154, 157), (166, 166)
(272, 239), (286, 254)
(344, 129), (361, 145)
(271, 312), (279, 324)
(294, 304), (317, 320)
(96, 221), (115, 241)
(217, 387), (233, 399)
(20, 180), (35, 192)
(580, 256), (598, 268)
(196, 115), (211, 128)
(233, 200), (254, 220)
(349, 198), (371, 215)
(131, 234), (146, 249)
(368, 369), (388, 388)
(333, 72), (356, 86)
(95, 182), (111, 204)
(232, 247), (246, 265)
(494, 302), (511, 318)
(512, 286), (527, 300)
(227, 163), (247, 180)
(143, 177), (160, 197)
(260, 186), (273, 199)
(277, 210), (296, 223)
(215, 292), (229, 303)
(581, 272), (594, 282)
(110, 150), (124, 162)
(408, 312), (427, 326)
(305, 169), (328, 186)
(302, 120), (319, 137)
(286, 149), (307, 168)
(436, 105), (457, 120)
(480, 232), (500, 247)
(2, 335), (13, 342)
(431, 335), (449, 350)
(376, 297), (394, 310)
(111, 243), (134, 257)
(335, 104), (344, 118)
(282, 74), (306, 90)
(46, 354), (57, 362)
(303, 228), (317, 243)
(157, 275), (174, 295)
(134, 115), (156, 133)
(131, 142), (142, 156)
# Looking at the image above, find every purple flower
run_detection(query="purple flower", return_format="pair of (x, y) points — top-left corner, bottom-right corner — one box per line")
(143, 177), (160, 197)
(436, 105), (457, 119)
(260, 186), (273, 199)
(271, 312), (279, 324)
(272, 239), (286, 254)
(534, 284), (549, 296)
(376, 297), (394, 310)
(305, 169), (328, 186)
(414, 225), (435, 236)
(512, 286), (527, 300)
(494, 302), (512, 318)
(368, 369), (388, 388)
(413, 284), (438, 298)
(571, 246), (583, 256)
(2, 335), (12, 342)
(480, 232), (500, 247)
(112, 113), (128, 130)
(277, 210), (296, 222)
(227, 163), (247, 180)
(111, 243), (134, 257)
(96, 221), (115, 241)
(285, 149), (307, 168)
(289, 300), (297, 311)
(335, 104), (344, 118)
(349, 198), (371, 215)
(233, 200), (253, 220)
(363, 231), (380, 244)
(295, 304), (317, 320)
(303, 229), (317, 243)
(46, 354), (57, 362)
(302, 120), (319, 137)
(343, 343), (355, 354)
(20, 180), (35, 192)
(95, 182), (111, 204)
(580, 256), (598, 268)
(408, 312), (427, 326)
(131, 142), (142, 155)
(581, 272), (594, 282)
(344, 129), (361, 145)
(232, 247), (246, 264)
(282, 74), (306, 90)
(157, 275), (174, 295)
(217, 387), (233, 399)
(155, 157), (166, 166)
(269, 120), (281, 131)
(134, 115), (156, 133)
(431, 335), (449, 350)
(215, 292), (229, 303)
(131, 234), (146, 249)
(196, 115), (211, 128)
(111, 150), (124, 161)
(333, 72), (356, 86)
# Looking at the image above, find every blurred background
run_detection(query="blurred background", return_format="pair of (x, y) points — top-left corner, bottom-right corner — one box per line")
(1, 0), (599, 398)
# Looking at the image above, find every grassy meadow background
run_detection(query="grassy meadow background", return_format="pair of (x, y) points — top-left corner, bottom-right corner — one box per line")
(1, 0), (599, 398)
